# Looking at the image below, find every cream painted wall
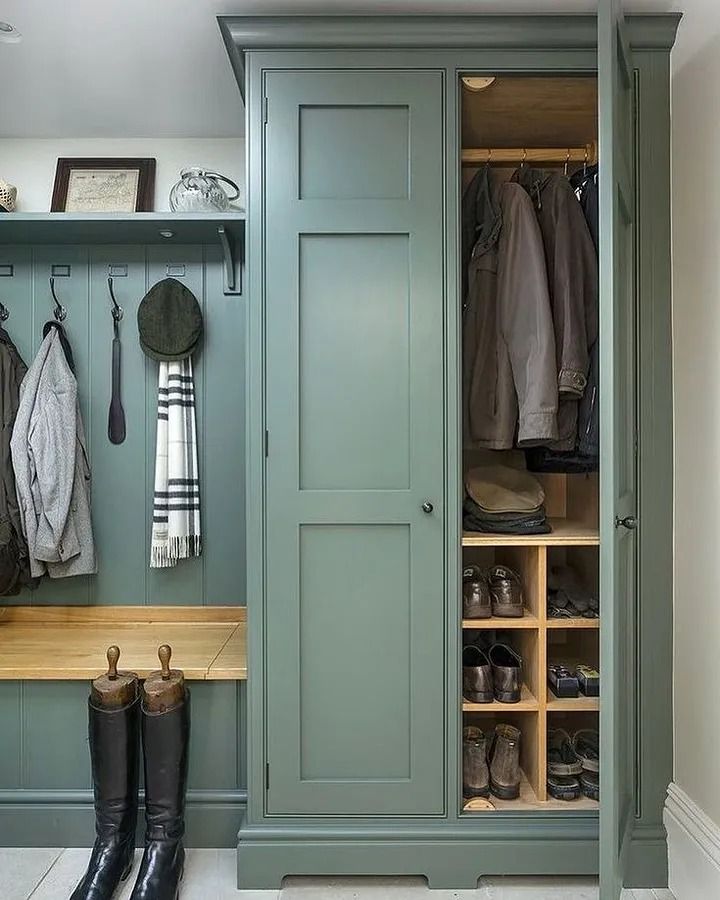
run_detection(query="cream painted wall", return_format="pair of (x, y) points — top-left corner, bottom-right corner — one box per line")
(0, 138), (246, 212)
(672, 1), (720, 829)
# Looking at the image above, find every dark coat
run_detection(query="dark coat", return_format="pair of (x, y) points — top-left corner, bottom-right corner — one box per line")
(512, 167), (599, 450)
(0, 328), (35, 594)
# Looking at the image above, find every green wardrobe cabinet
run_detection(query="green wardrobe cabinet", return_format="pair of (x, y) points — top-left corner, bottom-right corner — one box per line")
(220, 7), (678, 898)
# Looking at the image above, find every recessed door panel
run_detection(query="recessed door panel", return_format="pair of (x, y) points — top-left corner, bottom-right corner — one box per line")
(299, 105), (410, 199)
(299, 524), (411, 782)
(299, 233), (411, 491)
(263, 69), (445, 816)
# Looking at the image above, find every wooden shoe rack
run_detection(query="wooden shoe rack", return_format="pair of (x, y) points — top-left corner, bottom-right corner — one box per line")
(461, 472), (600, 812)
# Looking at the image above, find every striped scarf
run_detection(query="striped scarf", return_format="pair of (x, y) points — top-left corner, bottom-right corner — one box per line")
(150, 359), (201, 568)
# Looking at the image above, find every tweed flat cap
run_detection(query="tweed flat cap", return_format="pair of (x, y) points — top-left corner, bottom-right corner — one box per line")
(137, 278), (203, 362)
(465, 465), (545, 514)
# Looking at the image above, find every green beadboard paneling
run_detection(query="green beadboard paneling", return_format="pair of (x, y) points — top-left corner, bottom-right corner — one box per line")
(0, 683), (21, 789)
(0, 243), (245, 607)
(24, 681), (92, 789)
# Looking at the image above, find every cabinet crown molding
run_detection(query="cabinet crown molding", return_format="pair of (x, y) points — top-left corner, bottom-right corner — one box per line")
(218, 13), (682, 97)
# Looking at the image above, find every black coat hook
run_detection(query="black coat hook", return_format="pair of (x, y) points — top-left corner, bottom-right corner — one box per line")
(107, 277), (124, 322)
(49, 277), (67, 322)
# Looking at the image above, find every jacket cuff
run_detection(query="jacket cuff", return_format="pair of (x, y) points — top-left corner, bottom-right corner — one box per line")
(559, 368), (588, 398)
(517, 411), (558, 447)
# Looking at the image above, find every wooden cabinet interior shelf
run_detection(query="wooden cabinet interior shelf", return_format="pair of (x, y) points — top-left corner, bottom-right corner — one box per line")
(546, 617), (599, 629)
(462, 614), (540, 629)
(546, 691), (600, 712)
(463, 771), (599, 813)
(462, 519), (599, 547)
(463, 684), (539, 712)
(0, 605), (246, 680)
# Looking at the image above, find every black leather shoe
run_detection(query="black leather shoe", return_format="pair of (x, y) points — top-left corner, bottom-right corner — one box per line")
(488, 643), (522, 703)
(488, 565), (525, 617)
(462, 645), (493, 703)
(70, 694), (140, 900)
(129, 693), (189, 900)
(463, 566), (491, 619)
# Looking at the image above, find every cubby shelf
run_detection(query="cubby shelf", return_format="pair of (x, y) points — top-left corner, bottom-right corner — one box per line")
(463, 519), (599, 547)
(461, 472), (600, 810)
(463, 771), (599, 813)
(462, 614), (540, 629)
(546, 691), (600, 712)
(546, 617), (600, 629)
(463, 685), (539, 712)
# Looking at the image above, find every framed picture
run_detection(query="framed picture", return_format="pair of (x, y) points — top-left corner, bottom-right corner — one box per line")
(51, 158), (156, 212)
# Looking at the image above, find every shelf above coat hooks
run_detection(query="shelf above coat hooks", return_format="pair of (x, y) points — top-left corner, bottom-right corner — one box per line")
(0, 213), (246, 294)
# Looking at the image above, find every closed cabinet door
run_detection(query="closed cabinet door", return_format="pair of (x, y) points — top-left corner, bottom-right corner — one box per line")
(599, 1), (638, 897)
(263, 70), (446, 816)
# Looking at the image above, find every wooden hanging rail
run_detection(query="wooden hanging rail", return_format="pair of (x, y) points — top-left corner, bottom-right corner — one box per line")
(462, 142), (597, 167)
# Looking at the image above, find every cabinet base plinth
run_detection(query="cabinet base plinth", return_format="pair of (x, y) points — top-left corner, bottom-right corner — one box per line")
(236, 818), (600, 890)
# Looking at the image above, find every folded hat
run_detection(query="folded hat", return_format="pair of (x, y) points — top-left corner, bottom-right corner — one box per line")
(137, 277), (203, 362)
(465, 464), (545, 514)
(0, 179), (17, 213)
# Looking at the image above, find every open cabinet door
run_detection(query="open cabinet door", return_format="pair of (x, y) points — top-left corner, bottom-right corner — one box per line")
(599, 1), (637, 898)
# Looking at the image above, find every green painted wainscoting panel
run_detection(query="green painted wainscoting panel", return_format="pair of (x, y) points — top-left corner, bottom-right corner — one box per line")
(0, 681), (246, 847)
(0, 243), (245, 606)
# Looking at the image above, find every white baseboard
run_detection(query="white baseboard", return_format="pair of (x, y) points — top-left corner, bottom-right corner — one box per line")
(664, 782), (720, 899)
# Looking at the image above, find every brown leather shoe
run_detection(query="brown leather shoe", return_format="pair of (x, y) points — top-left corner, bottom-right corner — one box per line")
(463, 566), (491, 619)
(488, 642), (522, 703)
(488, 565), (525, 617)
(463, 726), (489, 798)
(462, 645), (493, 703)
(489, 724), (522, 800)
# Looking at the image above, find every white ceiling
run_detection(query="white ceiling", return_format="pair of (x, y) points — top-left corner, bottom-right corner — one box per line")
(0, 0), (683, 139)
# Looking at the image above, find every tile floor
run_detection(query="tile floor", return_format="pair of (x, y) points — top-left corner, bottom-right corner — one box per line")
(1, 848), (676, 900)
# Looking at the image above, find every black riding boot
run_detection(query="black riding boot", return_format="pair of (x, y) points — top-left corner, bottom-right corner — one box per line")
(70, 694), (140, 900)
(130, 692), (190, 900)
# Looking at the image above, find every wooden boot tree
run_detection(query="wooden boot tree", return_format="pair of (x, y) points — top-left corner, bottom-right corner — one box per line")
(143, 644), (185, 713)
(91, 646), (138, 709)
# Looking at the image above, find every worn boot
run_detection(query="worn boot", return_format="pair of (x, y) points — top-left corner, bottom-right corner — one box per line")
(70, 693), (140, 900)
(462, 726), (489, 798)
(488, 724), (522, 800)
(130, 648), (189, 900)
(462, 645), (493, 703)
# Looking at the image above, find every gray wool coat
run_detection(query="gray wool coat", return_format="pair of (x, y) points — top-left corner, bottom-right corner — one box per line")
(10, 328), (96, 578)
(463, 178), (559, 450)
